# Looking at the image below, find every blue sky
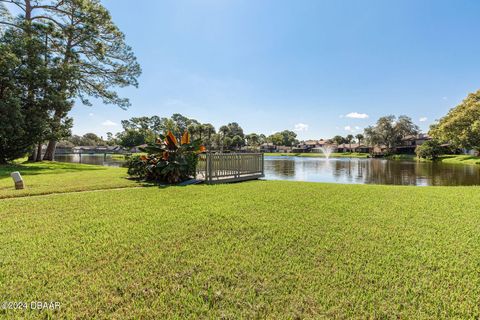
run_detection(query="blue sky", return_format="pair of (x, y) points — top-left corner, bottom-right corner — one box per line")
(68, 0), (480, 140)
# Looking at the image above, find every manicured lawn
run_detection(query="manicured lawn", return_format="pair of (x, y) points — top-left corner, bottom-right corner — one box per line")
(0, 161), (139, 199)
(265, 152), (369, 158)
(438, 154), (480, 165)
(1, 162), (480, 318)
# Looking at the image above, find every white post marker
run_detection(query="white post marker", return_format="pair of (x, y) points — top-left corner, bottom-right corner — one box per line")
(10, 171), (24, 190)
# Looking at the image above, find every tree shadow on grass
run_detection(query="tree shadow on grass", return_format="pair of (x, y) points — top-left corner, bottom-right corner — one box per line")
(0, 161), (112, 178)
(126, 177), (204, 189)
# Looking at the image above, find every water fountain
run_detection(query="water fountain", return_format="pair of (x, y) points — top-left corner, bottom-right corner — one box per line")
(319, 145), (335, 159)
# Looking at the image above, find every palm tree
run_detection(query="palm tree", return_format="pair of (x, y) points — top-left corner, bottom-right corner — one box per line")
(202, 124), (215, 149)
(346, 134), (354, 152)
(187, 124), (198, 139)
(246, 133), (260, 148)
(219, 125), (230, 152)
(332, 135), (345, 146)
(355, 134), (364, 145)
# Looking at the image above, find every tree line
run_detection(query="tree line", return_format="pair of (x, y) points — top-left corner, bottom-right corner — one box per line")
(68, 113), (300, 151)
(0, 0), (141, 163)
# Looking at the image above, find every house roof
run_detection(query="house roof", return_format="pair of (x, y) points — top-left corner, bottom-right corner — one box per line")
(336, 143), (369, 149)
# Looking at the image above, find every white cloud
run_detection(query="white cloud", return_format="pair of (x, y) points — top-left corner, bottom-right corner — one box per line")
(294, 123), (309, 132)
(419, 117), (428, 122)
(88, 113), (94, 117)
(345, 112), (369, 119)
(101, 120), (118, 127)
(344, 126), (362, 132)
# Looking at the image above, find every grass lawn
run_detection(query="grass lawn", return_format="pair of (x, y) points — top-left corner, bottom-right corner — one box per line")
(264, 152), (369, 158)
(438, 154), (480, 165)
(0, 161), (139, 199)
(1, 162), (480, 318)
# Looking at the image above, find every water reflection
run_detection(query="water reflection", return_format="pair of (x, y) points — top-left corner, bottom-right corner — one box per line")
(265, 157), (480, 186)
(53, 154), (480, 186)
(54, 154), (125, 167)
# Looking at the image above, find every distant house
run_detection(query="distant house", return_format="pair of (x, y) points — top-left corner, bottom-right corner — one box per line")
(130, 144), (148, 153)
(292, 140), (320, 153)
(260, 143), (276, 152)
(462, 149), (479, 156)
(395, 134), (431, 154)
(70, 145), (125, 154)
(55, 146), (73, 154)
(276, 146), (293, 153)
(335, 143), (372, 153)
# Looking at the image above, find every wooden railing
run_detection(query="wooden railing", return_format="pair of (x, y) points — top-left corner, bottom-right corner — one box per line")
(197, 153), (264, 184)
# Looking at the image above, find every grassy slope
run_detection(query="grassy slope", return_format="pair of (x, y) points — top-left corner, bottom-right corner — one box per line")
(438, 155), (480, 165)
(1, 178), (480, 318)
(0, 161), (139, 199)
(264, 152), (369, 158)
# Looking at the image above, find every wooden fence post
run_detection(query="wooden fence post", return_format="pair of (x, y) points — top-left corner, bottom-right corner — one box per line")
(207, 152), (213, 184)
(262, 153), (265, 176)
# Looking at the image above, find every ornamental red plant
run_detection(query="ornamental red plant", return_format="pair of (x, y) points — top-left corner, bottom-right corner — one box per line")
(127, 131), (205, 184)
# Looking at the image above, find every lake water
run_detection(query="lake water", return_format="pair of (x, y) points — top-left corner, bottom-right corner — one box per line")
(264, 156), (480, 186)
(54, 154), (126, 168)
(53, 154), (480, 186)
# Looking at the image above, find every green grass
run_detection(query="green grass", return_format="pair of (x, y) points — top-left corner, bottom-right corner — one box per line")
(0, 161), (139, 199)
(390, 154), (480, 165)
(386, 154), (417, 160)
(110, 154), (128, 160)
(265, 152), (369, 158)
(438, 154), (480, 165)
(1, 161), (480, 318)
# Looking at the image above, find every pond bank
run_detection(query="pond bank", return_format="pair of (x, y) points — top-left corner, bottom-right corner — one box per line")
(267, 153), (480, 165)
(264, 152), (369, 158)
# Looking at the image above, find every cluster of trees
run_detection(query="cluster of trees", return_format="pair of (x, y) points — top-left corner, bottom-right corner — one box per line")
(267, 130), (298, 147)
(429, 90), (480, 152)
(106, 113), (299, 151)
(58, 133), (111, 148)
(330, 134), (365, 147)
(108, 114), (216, 149)
(0, 0), (140, 163)
(363, 115), (419, 152)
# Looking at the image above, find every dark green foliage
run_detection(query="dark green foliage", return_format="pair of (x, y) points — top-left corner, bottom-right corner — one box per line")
(332, 135), (346, 145)
(268, 130), (297, 147)
(0, 0), (142, 160)
(0, 27), (52, 162)
(117, 114), (217, 149)
(416, 140), (443, 160)
(127, 132), (204, 184)
(430, 90), (480, 151)
(64, 133), (108, 147)
(117, 129), (152, 149)
(364, 115), (419, 152)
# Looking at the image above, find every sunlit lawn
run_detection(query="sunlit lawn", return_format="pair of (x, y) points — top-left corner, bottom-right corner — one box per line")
(0, 161), (139, 199)
(439, 154), (480, 165)
(1, 162), (480, 318)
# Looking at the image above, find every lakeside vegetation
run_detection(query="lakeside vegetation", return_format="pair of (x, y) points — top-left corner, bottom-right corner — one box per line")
(386, 154), (480, 165)
(264, 153), (480, 166)
(438, 155), (480, 165)
(1, 162), (480, 318)
(264, 152), (369, 158)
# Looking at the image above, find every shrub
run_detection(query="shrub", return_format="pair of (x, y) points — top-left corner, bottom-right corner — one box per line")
(415, 140), (442, 160)
(127, 131), (205, 184)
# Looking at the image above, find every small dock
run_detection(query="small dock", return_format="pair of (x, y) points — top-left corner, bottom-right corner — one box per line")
(196, 153), (264, 184)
